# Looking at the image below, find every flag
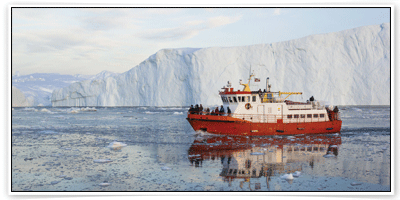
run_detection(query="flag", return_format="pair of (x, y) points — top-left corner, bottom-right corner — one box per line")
(254, 78), (260, 82)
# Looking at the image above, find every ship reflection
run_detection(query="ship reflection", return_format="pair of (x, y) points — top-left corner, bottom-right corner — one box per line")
(188, 134), (341, 190)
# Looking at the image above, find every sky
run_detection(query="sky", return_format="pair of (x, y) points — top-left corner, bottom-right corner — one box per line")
(11, 7), (390, 76)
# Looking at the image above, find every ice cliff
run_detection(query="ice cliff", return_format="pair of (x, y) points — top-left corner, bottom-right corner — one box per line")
(51, 23), (390, 107)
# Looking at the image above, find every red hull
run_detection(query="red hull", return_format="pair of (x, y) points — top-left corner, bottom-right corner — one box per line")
(187, 114), (342, 136)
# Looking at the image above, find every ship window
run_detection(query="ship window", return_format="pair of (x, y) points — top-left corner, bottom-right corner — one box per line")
(233, 97), (237, 102)
(267, 93), (272, 99)
(252, 96), (256, 102)
(229, 169), (233, 174)
(247, 96), (250, 102)
(313, 114), (318, 118)
(242, 96), (245, 102)
(320, 114), (324, 118)
(238, 97), (241, 102)
(233, 169), (237, 175)
(287, 115), (292, 119)
(307, 114), (312, 118)
(221, 97), (224, 102)
(294, 114), (299, 118)
(229, 97), (232, 103)
(301, 114), (305, 118)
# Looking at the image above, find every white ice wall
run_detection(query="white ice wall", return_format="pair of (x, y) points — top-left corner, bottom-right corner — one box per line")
(51, 23), (390, 107)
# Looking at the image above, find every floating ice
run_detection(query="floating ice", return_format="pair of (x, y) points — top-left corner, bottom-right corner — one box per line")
(99, 182), (111, 187)
(107, 141), (127, 151)
(93, 159), (112, 163)
(69, 109), (79, 114)
(50, 181), (61, 185)
(293, 171), (302, 177)
(81, 107), (97, 112)
(161, 166), (171, 171)
(40, 108), (50, 112)
(173, 112), (183, 115)
(280, 174), (294, 180)
(350, 182), (362, 186)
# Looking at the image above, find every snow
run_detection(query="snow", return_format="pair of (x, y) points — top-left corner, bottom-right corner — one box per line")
(50, 23), (389, 107)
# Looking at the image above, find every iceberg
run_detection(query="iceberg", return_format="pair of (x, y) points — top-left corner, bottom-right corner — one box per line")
(12, 71), (119, 106)
(51, 23), (390, 107)
(12, 86), (30, 107)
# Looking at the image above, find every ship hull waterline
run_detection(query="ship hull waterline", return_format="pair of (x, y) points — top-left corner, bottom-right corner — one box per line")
(187, 114), (342, 136)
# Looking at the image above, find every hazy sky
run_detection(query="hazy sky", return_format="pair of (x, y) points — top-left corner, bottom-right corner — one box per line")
(11, 7), (390, 75)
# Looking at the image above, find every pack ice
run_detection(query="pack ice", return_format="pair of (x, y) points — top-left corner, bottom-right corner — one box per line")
(51, 23), (390, 107)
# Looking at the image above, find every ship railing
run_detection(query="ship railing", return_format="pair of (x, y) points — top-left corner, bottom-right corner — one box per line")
(187, 111), (340, 122)
(187, 111), (233, 116)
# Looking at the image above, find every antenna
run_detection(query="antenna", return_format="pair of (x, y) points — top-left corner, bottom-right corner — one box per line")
(249, 65), (252, 88)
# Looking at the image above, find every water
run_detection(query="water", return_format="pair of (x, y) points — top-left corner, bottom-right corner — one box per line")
(11, 106), (391, 191)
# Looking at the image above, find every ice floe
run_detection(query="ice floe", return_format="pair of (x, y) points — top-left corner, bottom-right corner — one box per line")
(107, 141), (127, 151)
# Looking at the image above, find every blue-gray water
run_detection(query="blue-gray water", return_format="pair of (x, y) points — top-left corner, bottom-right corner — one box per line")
(11, 106), (390, 191)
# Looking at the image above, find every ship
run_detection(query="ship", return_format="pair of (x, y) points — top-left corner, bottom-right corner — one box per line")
(186, 72), (342, 136)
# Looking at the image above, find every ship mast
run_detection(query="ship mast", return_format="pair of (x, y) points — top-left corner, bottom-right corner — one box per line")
(240, 69), (254, 92)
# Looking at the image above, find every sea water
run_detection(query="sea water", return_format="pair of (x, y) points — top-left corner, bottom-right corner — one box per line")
(11, 106), (391, 192)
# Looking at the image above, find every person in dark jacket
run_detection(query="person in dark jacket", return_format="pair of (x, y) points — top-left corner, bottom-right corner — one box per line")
(227, 106), (231, 116)
(214, 107), (219, 115)
(189, 105), (194, 114)
(199, 104), (203, 115)
(219, 105), (225, 116)
(195, 104), (199, 114)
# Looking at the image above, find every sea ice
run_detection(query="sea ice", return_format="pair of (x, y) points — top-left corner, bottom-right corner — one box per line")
(293, 171), (301, 177)
(107, 141), (127, 151)
(161, 166), (171, 171)
(280, 174), (294, 180)
(93, 159), (112, 163)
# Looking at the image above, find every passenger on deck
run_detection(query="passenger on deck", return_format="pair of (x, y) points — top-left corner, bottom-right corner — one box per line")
(214, 107), (220, 116)
(211, 110), (215, 115)
(195, 104), (199, 114)
(219, 105), (225, 116)
(189, 105), (194, 114)
(199, 104), (203, 115)
(227, 106), (231, 116)
(205, 108), (210, 115)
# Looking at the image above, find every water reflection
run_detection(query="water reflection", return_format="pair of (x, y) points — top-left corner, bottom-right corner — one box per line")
(188, 134), (341, 190)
